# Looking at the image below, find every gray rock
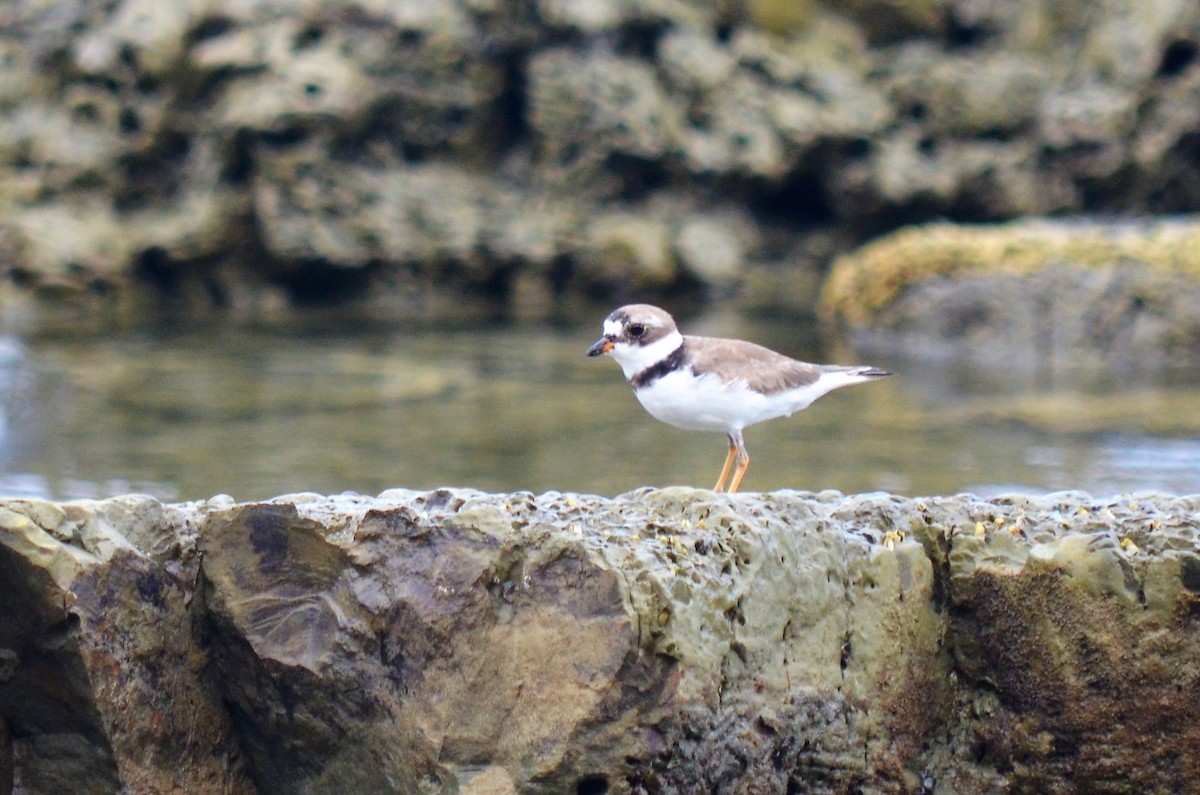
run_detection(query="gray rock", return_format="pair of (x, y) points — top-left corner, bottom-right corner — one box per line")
(527, 49), (682, 181)
(885, 49), (1047, 138)
(822, 218), (1200, 374)
(836, 0), (949, 43)
(4, 488), (1200, 792)
(680, 73), (791, 180)
(675, 214), (749, 287)
(658, 28), (737, 93)
(580, 211), (677, 288)
(4, 0), (1200, 322)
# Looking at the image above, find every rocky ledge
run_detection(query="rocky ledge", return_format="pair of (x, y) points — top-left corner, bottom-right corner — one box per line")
(1, 488), (1198, 794)
(6, 1), (1200, 325)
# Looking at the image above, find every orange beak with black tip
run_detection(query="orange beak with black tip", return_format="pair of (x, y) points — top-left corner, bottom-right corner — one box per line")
(587, 337), (615, 356)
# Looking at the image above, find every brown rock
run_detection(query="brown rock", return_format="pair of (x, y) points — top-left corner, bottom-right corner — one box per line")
(3, 488), (1200, 792)
(0, 496), (254, 794)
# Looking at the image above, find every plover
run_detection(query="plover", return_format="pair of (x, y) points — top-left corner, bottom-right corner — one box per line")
(587, 304), (890, 493)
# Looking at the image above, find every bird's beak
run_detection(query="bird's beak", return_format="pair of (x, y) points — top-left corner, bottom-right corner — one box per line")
(587, 337), (614, 357)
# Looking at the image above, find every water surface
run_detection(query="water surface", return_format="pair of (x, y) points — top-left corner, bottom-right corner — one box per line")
(2, 309), (1199, 501)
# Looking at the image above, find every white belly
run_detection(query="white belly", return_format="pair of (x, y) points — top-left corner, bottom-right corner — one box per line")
(633, 369), (828, 433)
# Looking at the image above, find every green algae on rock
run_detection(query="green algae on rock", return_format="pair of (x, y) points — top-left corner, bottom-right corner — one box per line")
(823, 219), (1200, 327)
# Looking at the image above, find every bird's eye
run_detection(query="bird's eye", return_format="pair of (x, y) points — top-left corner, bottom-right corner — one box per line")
(629, 323), (646, 338)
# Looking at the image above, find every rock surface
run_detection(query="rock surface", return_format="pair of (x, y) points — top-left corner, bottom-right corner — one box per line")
(3, 0), (1200, 323)
(821, 218), (1200, 374)
(2, 488), (1199, 793)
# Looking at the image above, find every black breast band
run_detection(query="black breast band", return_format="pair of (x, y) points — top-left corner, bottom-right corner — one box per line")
(629, 343), (686, 389)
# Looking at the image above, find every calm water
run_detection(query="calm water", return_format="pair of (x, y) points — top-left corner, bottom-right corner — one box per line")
(2, 309), (1200, 502)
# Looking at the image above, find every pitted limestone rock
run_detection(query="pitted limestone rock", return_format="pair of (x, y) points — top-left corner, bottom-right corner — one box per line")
(1, 489), (1199, 793)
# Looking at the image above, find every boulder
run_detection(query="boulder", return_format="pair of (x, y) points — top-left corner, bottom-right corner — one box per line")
(820, 218), (1200, 375)
(2, 487), (1200, 793)
(0, 495), (253, 794)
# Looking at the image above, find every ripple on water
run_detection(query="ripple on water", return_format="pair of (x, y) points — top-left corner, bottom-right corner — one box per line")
(1087, 436), (1200, 495)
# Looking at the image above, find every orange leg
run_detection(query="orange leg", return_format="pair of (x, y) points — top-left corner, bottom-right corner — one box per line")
(713, 436), (737, 492)
(726, 431), (750, 494)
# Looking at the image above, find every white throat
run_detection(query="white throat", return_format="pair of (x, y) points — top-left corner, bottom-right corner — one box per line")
(610, 330), (684, 381)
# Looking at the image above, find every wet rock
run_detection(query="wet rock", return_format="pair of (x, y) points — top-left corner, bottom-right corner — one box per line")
(821, 218), (1200, 374)
(3, 488), (1200, 792)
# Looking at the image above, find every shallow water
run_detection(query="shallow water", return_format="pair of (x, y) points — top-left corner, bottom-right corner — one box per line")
(2, 309), (1199, 502)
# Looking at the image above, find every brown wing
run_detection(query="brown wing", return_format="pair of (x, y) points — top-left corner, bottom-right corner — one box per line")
(685, 335), (822, 395)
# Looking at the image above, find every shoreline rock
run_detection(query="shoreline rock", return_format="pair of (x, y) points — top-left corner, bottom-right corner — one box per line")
(821, 218), (1200, 374)
(2, 488), (1199, 793)
(4, 2), (1200, 324)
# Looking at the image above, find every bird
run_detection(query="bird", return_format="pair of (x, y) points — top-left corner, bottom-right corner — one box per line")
(586, 304), (890, 493)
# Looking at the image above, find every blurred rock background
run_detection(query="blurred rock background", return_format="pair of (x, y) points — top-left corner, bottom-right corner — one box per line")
(3, 0), (1199, 334)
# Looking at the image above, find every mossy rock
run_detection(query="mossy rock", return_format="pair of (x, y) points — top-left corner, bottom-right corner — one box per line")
(819, 219), (1200, 371)
(822, 219), (1200, 327)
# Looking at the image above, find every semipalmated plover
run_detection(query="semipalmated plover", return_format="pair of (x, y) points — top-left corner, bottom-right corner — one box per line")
(587, 304), (890, 493)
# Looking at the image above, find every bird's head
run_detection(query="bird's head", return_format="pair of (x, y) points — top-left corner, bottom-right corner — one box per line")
(587, 304), (683, 380)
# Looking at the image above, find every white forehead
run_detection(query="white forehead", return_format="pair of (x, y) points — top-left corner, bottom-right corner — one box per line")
(603, 318), (624, 336)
